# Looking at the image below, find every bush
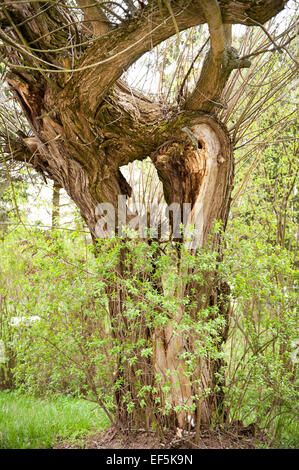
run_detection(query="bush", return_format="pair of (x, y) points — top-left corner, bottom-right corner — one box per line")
(0, 224), (297, 447)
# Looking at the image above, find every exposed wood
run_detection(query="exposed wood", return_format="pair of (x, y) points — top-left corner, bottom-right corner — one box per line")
(0, 0), (289, 430)
(151, 114), (233, 426)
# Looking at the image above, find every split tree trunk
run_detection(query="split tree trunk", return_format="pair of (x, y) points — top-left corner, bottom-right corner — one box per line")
(1, 0), (287, 436)
(9, 74), (233, 429)
(150, 115), (233, 428)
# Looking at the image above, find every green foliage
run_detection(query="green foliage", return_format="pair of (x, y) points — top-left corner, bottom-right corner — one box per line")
(0, 390), (109, 449)
(0, 227), (226, 428)
(0, 194), (297, 446)
(221, 230), (298, 446)
(0, 229), (115, 418)
(218, 96), (298, 447)
(0, 23), (297, 446)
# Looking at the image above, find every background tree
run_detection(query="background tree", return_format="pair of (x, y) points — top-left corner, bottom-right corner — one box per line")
(0, 0), (297, 433)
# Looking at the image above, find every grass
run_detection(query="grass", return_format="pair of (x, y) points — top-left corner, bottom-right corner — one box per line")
(0, 390), (110, 449)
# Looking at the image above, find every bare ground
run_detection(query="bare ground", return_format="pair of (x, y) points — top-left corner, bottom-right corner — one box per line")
(54, 423), (268, 449)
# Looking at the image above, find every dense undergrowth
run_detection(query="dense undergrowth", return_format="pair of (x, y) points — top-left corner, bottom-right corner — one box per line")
(0, 390), (109, 449)
(0, 217), (297, 448)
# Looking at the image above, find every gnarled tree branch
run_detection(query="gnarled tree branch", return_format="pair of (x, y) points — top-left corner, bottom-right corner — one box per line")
(65, 0), (287, 113)
(184, 0), (251, 112)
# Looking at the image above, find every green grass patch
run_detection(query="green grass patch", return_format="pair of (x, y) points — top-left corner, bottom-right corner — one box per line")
(0, 391), (110, 449)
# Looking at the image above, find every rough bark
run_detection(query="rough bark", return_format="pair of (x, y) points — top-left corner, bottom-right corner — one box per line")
(0, 0), (289, 431)
(51, 180), (60, 228)
(150, 114), (233, 427)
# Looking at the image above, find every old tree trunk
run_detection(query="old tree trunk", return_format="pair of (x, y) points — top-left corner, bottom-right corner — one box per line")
(0, 0), (288, 432)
